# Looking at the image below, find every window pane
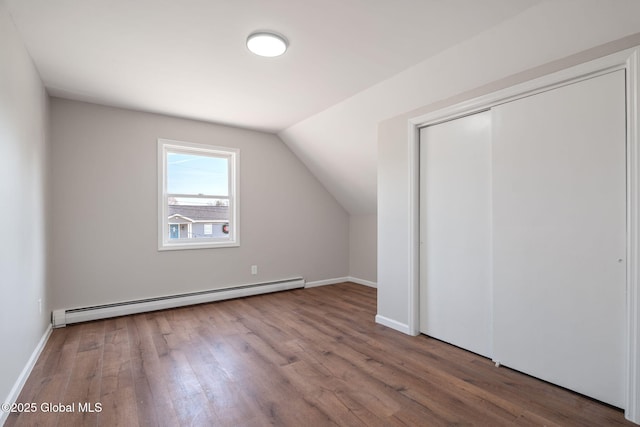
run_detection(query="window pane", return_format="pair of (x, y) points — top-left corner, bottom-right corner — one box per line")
(167, 197), (230, 240)
(167, 152), (228, 196)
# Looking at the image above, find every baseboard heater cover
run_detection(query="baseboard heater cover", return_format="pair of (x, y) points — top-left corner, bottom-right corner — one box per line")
(52, 277), (305, 328)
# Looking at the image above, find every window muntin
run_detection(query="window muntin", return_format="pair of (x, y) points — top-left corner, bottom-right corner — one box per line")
(158, 139), (239, 250)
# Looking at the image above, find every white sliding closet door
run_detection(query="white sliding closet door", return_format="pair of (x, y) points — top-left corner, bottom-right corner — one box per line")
(492, 70), (627, 407)
(419, 110), (492, 358)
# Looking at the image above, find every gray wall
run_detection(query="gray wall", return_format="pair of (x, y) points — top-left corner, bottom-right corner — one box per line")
(349, 214), (377, 284)
(0, 2), (50, 409)
(50, 99), (349, 310)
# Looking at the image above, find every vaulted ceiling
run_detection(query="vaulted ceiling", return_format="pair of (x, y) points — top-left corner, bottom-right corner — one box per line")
(5, 0), (640, 214)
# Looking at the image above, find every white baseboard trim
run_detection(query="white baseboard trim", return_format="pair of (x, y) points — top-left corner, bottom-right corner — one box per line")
(305, 277), (350, 288)
(375, 314), (412, 334)
(347, 277), (377, 288)
(304, 277), (378, 288)
(1, 324), (52, 426)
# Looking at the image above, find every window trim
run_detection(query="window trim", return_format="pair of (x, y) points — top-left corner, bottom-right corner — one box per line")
(157, 138), (239, 251)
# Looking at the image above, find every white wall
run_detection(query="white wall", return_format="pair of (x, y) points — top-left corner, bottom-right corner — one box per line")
(377, 32), (640, 331)
(0, 0), (50, 413)
(280, 0), (640, 218)
(349, 214), (377, 284)
(49, 99), (349, 310)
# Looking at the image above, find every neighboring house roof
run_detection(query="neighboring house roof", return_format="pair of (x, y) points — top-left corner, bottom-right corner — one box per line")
(168, 205), (228, 222)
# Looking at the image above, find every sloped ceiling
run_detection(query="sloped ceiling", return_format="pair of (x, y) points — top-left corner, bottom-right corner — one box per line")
(280, 0), (640, 214)
(5, 0), (640, 215)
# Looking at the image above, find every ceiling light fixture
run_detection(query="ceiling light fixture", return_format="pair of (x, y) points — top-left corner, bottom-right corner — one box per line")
(246, 31), (288, 57)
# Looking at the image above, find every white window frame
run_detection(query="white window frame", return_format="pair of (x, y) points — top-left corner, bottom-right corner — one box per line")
(158, 138), (239, 250)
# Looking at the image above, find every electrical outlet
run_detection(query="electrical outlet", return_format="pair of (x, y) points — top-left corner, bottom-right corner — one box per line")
(251, 265), (258, 275)
(38, 298), (42, 314)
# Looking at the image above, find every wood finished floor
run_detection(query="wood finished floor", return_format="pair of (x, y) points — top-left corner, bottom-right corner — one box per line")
(5, 282), (634, 427)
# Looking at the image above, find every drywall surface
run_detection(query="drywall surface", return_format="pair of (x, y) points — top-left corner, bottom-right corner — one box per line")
(377, 32), (640, 331)
(49, 99), (349, 310)
(0, 1), (50, 410)
(281, 0), (640, 216)
(377, 117), (413, 329)
(349, 214), (377, 284)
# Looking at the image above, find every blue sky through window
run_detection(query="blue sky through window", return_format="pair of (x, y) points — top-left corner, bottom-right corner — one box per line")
(167, 152), (229, 196)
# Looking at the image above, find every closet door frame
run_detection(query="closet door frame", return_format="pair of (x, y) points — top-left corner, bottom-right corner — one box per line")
(406, 46), (640, 424)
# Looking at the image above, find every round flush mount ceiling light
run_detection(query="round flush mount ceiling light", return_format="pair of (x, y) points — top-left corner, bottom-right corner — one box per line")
(246, 31), (288, 57)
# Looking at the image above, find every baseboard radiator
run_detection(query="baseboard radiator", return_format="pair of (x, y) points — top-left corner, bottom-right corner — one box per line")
(52, 277), (305, 328)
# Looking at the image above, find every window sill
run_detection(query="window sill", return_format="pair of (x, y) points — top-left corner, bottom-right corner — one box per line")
(158, 241), (240, 251)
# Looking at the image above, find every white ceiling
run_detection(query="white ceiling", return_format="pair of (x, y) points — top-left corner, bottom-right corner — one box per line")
(4, 0), (538, 132)
(6, 0), (640, 215)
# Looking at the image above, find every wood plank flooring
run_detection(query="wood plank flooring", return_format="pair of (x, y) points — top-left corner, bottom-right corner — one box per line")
(5, 282), (634, 426)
